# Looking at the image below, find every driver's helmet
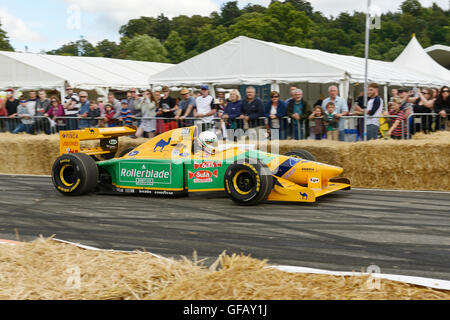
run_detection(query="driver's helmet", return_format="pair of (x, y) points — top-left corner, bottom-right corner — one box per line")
(198, 131), (218, 154)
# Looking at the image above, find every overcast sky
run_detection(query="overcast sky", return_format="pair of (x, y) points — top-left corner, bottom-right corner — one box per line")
(0, 0), (448, 53)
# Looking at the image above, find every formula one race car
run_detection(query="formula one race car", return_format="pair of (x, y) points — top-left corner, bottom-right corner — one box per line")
(52, 126), (350, 205)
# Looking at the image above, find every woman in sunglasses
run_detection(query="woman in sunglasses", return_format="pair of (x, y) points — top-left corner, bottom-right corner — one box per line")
(411, 88), (435, 134)
(434, 86), (450, 131)
(264, 91), (287, 139)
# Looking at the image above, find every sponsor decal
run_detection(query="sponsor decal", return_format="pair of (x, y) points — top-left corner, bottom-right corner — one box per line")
(66, 148), (79, 154)
(181, 128), (191, 136)
(63, 141), (79, 147)
(188, 170), (218, 183)
(89, 129), (95, 134)
(119, 162), (172, 186)
(154, 190), (174, 195)
(194, 161), (222, 170)
(283, 169), (296, 179)
(301, 168), (315, 172)
(299, 192), (308, 200)
(128, 151), (139, 157)
(153, 138), (172, 152)
(108, 139), (118, 146)
(309, 177), (320, 184)
(62, 133), (78, 139)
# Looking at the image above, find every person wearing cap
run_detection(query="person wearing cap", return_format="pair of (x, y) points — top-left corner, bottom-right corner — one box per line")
(156, 86), (178, 134)
(12, 99), (35, 134)
(63, 86), (81, 130)
(119, 99), (135, 126)
(175, 88), (196, 127)
(5, 89), (19, 132)
(385, 97), (408, 140)
(102, 103), (116, 127)
(194, 85), (218, 130)
(78, 91), (91, 129)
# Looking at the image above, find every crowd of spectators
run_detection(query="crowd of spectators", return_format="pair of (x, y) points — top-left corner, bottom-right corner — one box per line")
(0, 83), (449, 141)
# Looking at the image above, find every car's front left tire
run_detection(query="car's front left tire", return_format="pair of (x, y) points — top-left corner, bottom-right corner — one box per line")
(52, 153), (98, 196)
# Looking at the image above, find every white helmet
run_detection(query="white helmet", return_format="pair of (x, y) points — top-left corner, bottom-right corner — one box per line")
(198, 131), (218, 154)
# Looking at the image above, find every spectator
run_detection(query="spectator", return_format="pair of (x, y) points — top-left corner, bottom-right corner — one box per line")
(351, 91), (365, 141)
(156, 86), (178, 134)
(34, 90), (51, 134)
(385, 97), (407, 140)
(321, 85), (349, 141)
(431, 88), (439, 100)
(107, 92), (121, 120)
(119, 100), (135, 126)
(103, 104), (116, 128)
(389, 88), (399, 102)
(0, 98), (7, 132)
(308, 106), (326, 140)
(12, 99), (35, 134)
(313, 94), (325, 109)
(434, 86), (450, 131)
(45, 97), (66, 132)
(411, 87), (435, 134)
(5, 89), (19, 132)
(87, 101), (101, 127)
(324, 102), (339, 141)
(365, 83), (383, 141)
(78, 92), (91, 129)
(222, 89), (242, 131)
(286, 89), (311, 140)
(97, 97), (105, 115)
(265, 91), (287, 139)
(285, 85), (298, 105)
(127, 88), (138, 115)
(194, 85), (218, 131)
(176, 88), (196, 127)
(63, 86), (80, 130)
(240, 86), (265, 130)
(135, 90), (157, 138)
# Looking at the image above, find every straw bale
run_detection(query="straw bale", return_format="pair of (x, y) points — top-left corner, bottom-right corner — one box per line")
(0, 238), (448, 300)
(0, 132), (449, 190)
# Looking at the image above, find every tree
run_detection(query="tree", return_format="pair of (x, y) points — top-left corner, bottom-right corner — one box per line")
(96, 39), (119, 58)
(48, 39), (99, 57)
(155, 14), (171, 42)
(122, 35), (169, 62)
(119, 17), (157, 38)
(164, 31), (186, 63)
(0, 21), (14, 51)
(220, 1), (241, 27)
(400, 0), (423, 16)
(285, 0), (313, 16)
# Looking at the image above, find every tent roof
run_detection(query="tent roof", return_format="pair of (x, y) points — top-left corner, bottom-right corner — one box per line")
(425, 44), (450, 70)
(0, 51), (173, 90)
(394, 36), (450, 83)
(149, 36), (447, 87)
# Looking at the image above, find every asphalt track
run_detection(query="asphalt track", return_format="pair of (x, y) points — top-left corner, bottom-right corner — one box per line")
(0, 174), (449, 281)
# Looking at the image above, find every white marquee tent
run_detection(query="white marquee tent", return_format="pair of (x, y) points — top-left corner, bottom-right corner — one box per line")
(394, 36), (450, 83)
(149, 36), (448, 101)
(0, 51), (173, 93)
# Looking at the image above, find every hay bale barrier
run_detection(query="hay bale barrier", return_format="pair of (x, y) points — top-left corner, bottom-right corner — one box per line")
(0, 132), (449, 190)
(0, 238), (448, 300)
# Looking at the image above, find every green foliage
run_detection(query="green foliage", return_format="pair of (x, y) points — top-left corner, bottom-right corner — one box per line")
(0, 21), (14, 51)
(47, 39), (99, 57)
(164, 31), (186, 63)
(47, 0), (449, 64)
(121, 35), (169, 62)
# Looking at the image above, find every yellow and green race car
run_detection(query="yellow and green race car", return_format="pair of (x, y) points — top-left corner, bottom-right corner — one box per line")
(52, 126), (350, 205)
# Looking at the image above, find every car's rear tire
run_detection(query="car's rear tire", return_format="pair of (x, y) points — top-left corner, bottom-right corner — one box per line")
(52, 153), (98, 196)
(224, 161), (273, 206)
(284, 149), (316, 161)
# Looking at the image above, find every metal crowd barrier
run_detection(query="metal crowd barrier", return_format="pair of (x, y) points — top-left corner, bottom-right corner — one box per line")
(1, 113), (448, 140)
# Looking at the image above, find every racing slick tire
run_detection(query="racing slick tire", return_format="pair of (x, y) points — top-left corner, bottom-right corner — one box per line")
(52, 153), (99, 196)
(118, 147), (136, 158)
(224, 160), (273, 206)
(284, 149), (316, 161)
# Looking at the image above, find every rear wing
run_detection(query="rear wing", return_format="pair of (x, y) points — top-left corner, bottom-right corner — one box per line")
(59, 126), (137, 157)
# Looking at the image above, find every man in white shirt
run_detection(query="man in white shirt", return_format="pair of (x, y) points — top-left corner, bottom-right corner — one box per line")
(194, 85), (218, 130)
(365, 83), (383, 141)
(321, 85), (349, 141)
(63, 86), (81, 130)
